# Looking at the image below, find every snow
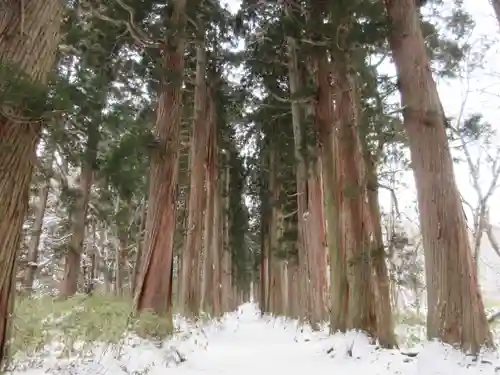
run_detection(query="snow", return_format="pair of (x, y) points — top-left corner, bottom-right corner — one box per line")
(10, 303), (500, 375)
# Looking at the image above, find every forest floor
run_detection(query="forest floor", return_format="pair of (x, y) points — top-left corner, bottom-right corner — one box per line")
(11, 302), (500, 375)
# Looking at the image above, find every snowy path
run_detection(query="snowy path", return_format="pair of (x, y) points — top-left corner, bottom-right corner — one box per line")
(172, 305), (334, 375)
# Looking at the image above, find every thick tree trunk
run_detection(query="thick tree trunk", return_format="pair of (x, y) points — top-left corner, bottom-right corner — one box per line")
(180, 35), (207, 316)
(313, 50), (348, 332)
(385, 0), (493, 352)
(0, 0), (63, 365)
(23, 157), (52, 293)
(335, 58), (377, 336)
(134, 0), (187, 317)
(307, 163), (327, 325)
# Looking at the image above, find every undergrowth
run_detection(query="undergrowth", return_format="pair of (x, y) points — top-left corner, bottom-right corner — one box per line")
(11, 294), (175, 360)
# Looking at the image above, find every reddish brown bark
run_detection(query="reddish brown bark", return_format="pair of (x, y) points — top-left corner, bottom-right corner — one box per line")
(221, 158), (232, 313)
(313, 49), (348, 332)
(305, 162), (326, 327)
(180, 38), (207, 316)
(285, 10), (312, 320)
(134, 0), (187, 317)
(363, 146), (397, 348)
(334, 57), (377, 336)
(202, 92), (217, 313)
(385, 0), (492, 352)
(0, 0), (63, 365)
(211, 172), (222, 317)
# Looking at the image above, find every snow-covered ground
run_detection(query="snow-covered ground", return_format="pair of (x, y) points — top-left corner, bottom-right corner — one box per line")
(10, 303), (500, 375)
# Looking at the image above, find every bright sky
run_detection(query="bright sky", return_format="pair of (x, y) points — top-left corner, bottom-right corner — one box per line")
(221, 0), (500, 226)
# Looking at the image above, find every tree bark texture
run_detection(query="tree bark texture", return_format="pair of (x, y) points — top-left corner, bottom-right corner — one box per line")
(60, 123), (97, 297)
(363, 146), (397, 348)
(385, 0), (493, 352)
(202, 92), (217, 313)
(180, 37), (207, 316)
(0, 0), (63, 365)
(334, 57), (377, 336)
(134, 0), (188, 316)
(286, 22), (312, 322)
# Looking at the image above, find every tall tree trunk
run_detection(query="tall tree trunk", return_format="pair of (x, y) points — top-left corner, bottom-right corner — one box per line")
(384, 0), (493, 352)
(259, 148), (270, 314)
(180, 34), (207, 316)
(61, 123), (97, 297)
(363, 145), (397, 348)
(313, 49), (348, 332)
(221, 157), (231, 313)
(334, 57), (377, 336)
(285, 6), (311, 321)
(23, 153), (53, 293)
(202, 93), (217, 313)
(134, 0), (187, 317)
(0, 0), (63, 365)
(268, 148), (283, 315)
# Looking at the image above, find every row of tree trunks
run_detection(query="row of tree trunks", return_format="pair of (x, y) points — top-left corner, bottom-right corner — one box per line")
(0, 0), (64, 366)
(310, 7), (395, 343)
